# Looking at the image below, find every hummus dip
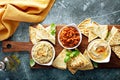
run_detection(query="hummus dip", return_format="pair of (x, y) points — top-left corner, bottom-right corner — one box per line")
(32, 41), (54, 64)
(87, 39), (111, 62)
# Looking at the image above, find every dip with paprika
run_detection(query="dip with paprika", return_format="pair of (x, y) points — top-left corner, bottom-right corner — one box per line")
(58, 24), (82, 49)
(87, 39), (111, 63)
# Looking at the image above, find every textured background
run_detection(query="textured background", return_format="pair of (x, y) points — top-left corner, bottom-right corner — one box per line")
(0, 0), (120, 80)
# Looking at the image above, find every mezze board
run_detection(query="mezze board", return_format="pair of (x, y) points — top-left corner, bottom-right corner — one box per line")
(2, 25), (120, 69)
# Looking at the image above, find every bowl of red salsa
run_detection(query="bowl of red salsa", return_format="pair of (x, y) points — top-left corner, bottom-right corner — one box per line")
(58, 23), (82, 49)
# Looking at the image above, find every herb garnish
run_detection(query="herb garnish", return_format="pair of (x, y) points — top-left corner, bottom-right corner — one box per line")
(50, 23), (56, 36)
(30, 59), (35, 67)
(93, 62), (98, 68)
(64, 49), (80, 63)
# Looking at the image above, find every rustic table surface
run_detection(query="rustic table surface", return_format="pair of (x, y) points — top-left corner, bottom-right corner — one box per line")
(0, 0), (120, 80)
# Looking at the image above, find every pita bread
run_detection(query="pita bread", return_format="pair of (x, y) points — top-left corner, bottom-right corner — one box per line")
(107, 26), (120, 45)
(78, 19), (98, 42)
(80, 50), (94, 70)
(67, 52), (89, 74)
(52, 49), (67, 70)
(45, 25), (51, 33)
(29, 24), (55, 44)
(93, 22), (108, 40)
(67, 65), (78, 74)
(112, 46), (120, 58)
(98, 25), (108, 39)
(78, 18), (91, 37)
(29, 27), (41, 44)
(45, 25), (55, 42)
(88, 31), (97, 42)
(78, 18), (108, 42)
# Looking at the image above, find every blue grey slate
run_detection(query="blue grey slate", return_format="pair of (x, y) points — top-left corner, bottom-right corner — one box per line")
(0, 0), (120, 80)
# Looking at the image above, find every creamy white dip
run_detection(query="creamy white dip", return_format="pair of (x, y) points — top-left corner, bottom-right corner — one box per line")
(87, 39), (111, 62)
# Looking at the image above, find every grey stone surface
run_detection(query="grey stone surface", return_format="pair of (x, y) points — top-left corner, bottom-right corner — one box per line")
(0, 0), (120, 80)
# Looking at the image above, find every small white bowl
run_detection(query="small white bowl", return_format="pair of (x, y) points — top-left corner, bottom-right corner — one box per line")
(31, 41), (55, 66)
(87, 39), (111, 63)
(58, 23), (82, 49)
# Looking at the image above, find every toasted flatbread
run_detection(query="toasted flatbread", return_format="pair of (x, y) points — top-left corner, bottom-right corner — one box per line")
(93, 22), (108, 40)
(78, 18), (99, 42)
(112, 46), (120, 58)
(45, 25), (51, 33)
(29, 24), (55, 44)
(80, 50), (94, 70)
(88, 31), (97, 42)
(107, 26), (120, 45)
(67, 65), (78, 74)
(52, 49), (67, 70)
(45, 25), (55, 42)
(78, 18), (91, 37)
(78, 18), (108, 42)
(29, 27), (41, 44)
(67, 52), (89, 74)
(98, 25), (108, 39)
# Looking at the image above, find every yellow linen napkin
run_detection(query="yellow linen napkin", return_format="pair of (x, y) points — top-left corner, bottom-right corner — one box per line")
(0, 0), (55, 41)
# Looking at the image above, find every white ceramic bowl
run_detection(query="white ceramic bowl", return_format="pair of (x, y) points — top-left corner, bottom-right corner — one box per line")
(58, 23), (82, 49)
(31, 41), (55, 66)
(87, 39), (111, 63)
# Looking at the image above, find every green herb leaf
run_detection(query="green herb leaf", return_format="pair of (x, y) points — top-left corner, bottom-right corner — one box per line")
(50, 23), (56, 36)
(64, 49), (80, 63)
(66, 51), (71, 56)
(51, 30), (56, 35)
(105, 31), (110, 40)
(71, 50), (80, 57)
(93, 62), (98, 68)
(70, 53), (74, 57)
(30, 59), (35, 67)
(51, 23), (56, 29)
(64, 56), (71, 63)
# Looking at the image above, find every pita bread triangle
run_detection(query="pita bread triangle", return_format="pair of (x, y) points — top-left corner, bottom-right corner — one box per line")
(29, 24), (55, 44)
(29, 27), (41, 44)
(80, 50), (94, 70)
(78, 18), (91, 37)
(52, 49), (67, 70)
(88, 31), (98, 42)
(112, 46), (120, 58)
(107, 26), (120, 45)
(78, 18), (108, 42)
(67, 51), (90, 74)
(93, 22), (108, 40)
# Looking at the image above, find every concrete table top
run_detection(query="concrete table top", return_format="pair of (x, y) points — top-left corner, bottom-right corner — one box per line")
(0, 0), (120, 80)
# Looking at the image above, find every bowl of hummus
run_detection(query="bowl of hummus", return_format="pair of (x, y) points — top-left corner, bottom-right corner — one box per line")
(87, 39), (111, 63)
(58, 23), (82, 49)
(31, 41), (55, 66)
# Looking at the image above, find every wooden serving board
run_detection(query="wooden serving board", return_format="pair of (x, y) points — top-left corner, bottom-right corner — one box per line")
(2, 25), (120, 69)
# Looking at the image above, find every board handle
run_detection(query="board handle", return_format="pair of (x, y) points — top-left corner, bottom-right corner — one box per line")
(2, 41), (33, 52)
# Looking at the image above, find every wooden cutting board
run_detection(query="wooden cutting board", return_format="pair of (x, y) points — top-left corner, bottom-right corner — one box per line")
(2, 25), (120, 69)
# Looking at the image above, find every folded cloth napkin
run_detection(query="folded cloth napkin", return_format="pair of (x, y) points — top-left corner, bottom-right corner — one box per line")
(0, 0), (55, 41)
